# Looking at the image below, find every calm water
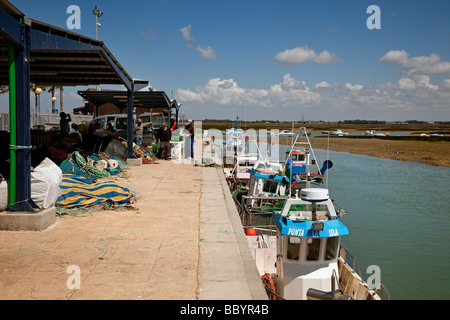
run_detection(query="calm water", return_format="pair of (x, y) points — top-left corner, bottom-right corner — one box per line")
(225, 133), (450, 299)
(303, 148), (450, 300)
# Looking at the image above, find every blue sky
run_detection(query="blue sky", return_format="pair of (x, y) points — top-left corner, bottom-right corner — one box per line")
(2, 0), (450, 121)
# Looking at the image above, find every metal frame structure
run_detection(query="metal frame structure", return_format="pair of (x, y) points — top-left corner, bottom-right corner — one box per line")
(77, 89), (181, 158)
(0, 0), (139, 211)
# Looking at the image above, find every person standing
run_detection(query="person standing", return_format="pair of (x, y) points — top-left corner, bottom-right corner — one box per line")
(156, 122), (171, 160)
(134, 118), (144, 146)
(185, 119), (194, 159)
(59, 112), (71, 136)
(170, 117), (178, 133)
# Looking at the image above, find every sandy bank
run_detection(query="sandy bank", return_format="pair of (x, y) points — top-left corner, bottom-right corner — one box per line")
(279, 136), (450, 168)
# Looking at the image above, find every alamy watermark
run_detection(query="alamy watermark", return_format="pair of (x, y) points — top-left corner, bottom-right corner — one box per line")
(65, 4), (381, 32)
(367, 5), (381, 30)
(66, 5), (81, 30)
(66, 265), (81, 290)
(366, 265), (382, 290)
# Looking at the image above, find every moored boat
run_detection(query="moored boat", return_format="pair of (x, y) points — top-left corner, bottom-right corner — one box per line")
(226, 126), (389, 300)
(246, 188), (389, 300)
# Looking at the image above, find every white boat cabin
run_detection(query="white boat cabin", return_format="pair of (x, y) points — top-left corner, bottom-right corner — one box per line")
(272, 189), (349, 300)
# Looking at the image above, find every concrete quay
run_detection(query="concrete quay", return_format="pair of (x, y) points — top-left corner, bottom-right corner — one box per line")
(0, 160), (267, 300)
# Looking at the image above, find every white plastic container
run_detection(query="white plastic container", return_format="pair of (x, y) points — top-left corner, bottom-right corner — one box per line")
(300, 188), (329, 202)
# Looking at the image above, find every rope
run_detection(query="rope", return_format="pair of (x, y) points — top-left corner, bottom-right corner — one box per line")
(9, 145), (32, 150)
(73, 151), (110, 179)
(261, 273), (285, 300)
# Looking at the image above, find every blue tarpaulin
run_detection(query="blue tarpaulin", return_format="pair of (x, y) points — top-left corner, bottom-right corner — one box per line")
(56, 174), (134, 209)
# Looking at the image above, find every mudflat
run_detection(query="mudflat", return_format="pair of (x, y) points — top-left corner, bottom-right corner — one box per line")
(291, 136), (450, 168)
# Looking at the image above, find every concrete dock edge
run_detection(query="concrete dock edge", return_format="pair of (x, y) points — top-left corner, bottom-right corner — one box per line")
(197, 166), (268, 300)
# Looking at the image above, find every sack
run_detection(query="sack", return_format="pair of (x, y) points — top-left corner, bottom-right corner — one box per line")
(31, 158), (63, 209)
(0, 180), (7, 211)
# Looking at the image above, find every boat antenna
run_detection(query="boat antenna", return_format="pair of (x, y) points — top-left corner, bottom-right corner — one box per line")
(326, 132), (330, 189)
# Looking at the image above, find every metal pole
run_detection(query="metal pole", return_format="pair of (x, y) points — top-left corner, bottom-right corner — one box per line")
(10, 23), (38, 212)
(8, 41), (16, 207)
(127, 89), (136, 159)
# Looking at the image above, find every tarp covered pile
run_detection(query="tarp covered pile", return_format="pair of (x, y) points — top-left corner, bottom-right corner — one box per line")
(55, 174), (135, 209)
(8, 152), (136, 213)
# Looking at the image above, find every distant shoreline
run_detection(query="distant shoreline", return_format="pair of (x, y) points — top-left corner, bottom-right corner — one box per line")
(280, 136), (450, 168)
(203, 122), (450, 167)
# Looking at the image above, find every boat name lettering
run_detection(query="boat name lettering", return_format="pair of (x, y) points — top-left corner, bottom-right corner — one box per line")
(287, 228), (304, 237)
(329, 229), (339, 237)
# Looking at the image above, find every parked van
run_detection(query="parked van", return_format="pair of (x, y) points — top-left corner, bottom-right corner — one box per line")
(88, 113), (154, 145)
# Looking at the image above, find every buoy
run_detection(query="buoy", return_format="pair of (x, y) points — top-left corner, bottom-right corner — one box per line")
(246, 228), (256, 236)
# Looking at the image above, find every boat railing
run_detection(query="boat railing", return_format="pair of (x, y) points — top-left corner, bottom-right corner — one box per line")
(339, 243), (362, 277)
(339, 244), (390, 300)
(373, 281), (391, 300)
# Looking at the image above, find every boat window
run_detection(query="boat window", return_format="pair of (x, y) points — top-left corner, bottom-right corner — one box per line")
(262, 180), (278, 193)
(325, 237), (339, 261)
(306, 238), (321, 261)
(291, 155), (297, 161)
(287, 237), (301, 260)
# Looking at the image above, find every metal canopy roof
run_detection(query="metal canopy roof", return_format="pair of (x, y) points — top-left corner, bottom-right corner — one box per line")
(0, 1), (133, 90)
(0, 0), (142, 211)
(78, 90), (178, 113)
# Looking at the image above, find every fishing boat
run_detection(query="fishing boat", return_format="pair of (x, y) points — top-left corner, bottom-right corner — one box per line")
(238, 127), (332, 229)
(247, 189), (388, 300)
(329, 129), (348, 136)
(278, 129), (294, 137)
(229, 127), (389, 300)
(364, 130), (385, 136)
(223, 138), (259, 185)
(223, 117), (246, 166)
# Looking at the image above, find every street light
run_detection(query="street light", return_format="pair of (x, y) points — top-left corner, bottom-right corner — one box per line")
(35, 87), (42, 114)
(93, 5), (103, 91)
(51, 96), (57, 114)
(93, 5), (103, 40)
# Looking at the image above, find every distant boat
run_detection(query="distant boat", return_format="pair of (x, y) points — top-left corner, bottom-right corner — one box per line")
(329, 129), (348, 136)
(364, 130), (386, 136)
(277, 129), (295, 137)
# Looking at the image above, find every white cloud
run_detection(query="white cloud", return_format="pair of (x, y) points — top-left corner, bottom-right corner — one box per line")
(180, 25), (216, 61)
(314, 50), (341, 64)
(379, 50), (450, 75)
(196, 45), (216, 61)
(441, 79), (450, 91)
(345, 83), (363, 91)
(314, 81), (330, 89)
(275, 46), (342, 65)
(381, 75), (439, 92)
(180, 25), (195, 41)
(398, 77), (416, 90)
(176, 74), (321, 109)
(175, 73), (448, 121)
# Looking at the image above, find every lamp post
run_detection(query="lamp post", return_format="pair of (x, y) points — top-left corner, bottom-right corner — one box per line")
(35, 87), (42, 114)
(52, 96), (57, 113)
(93, 5), (103, 40)
(93, 6), (103, 91)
